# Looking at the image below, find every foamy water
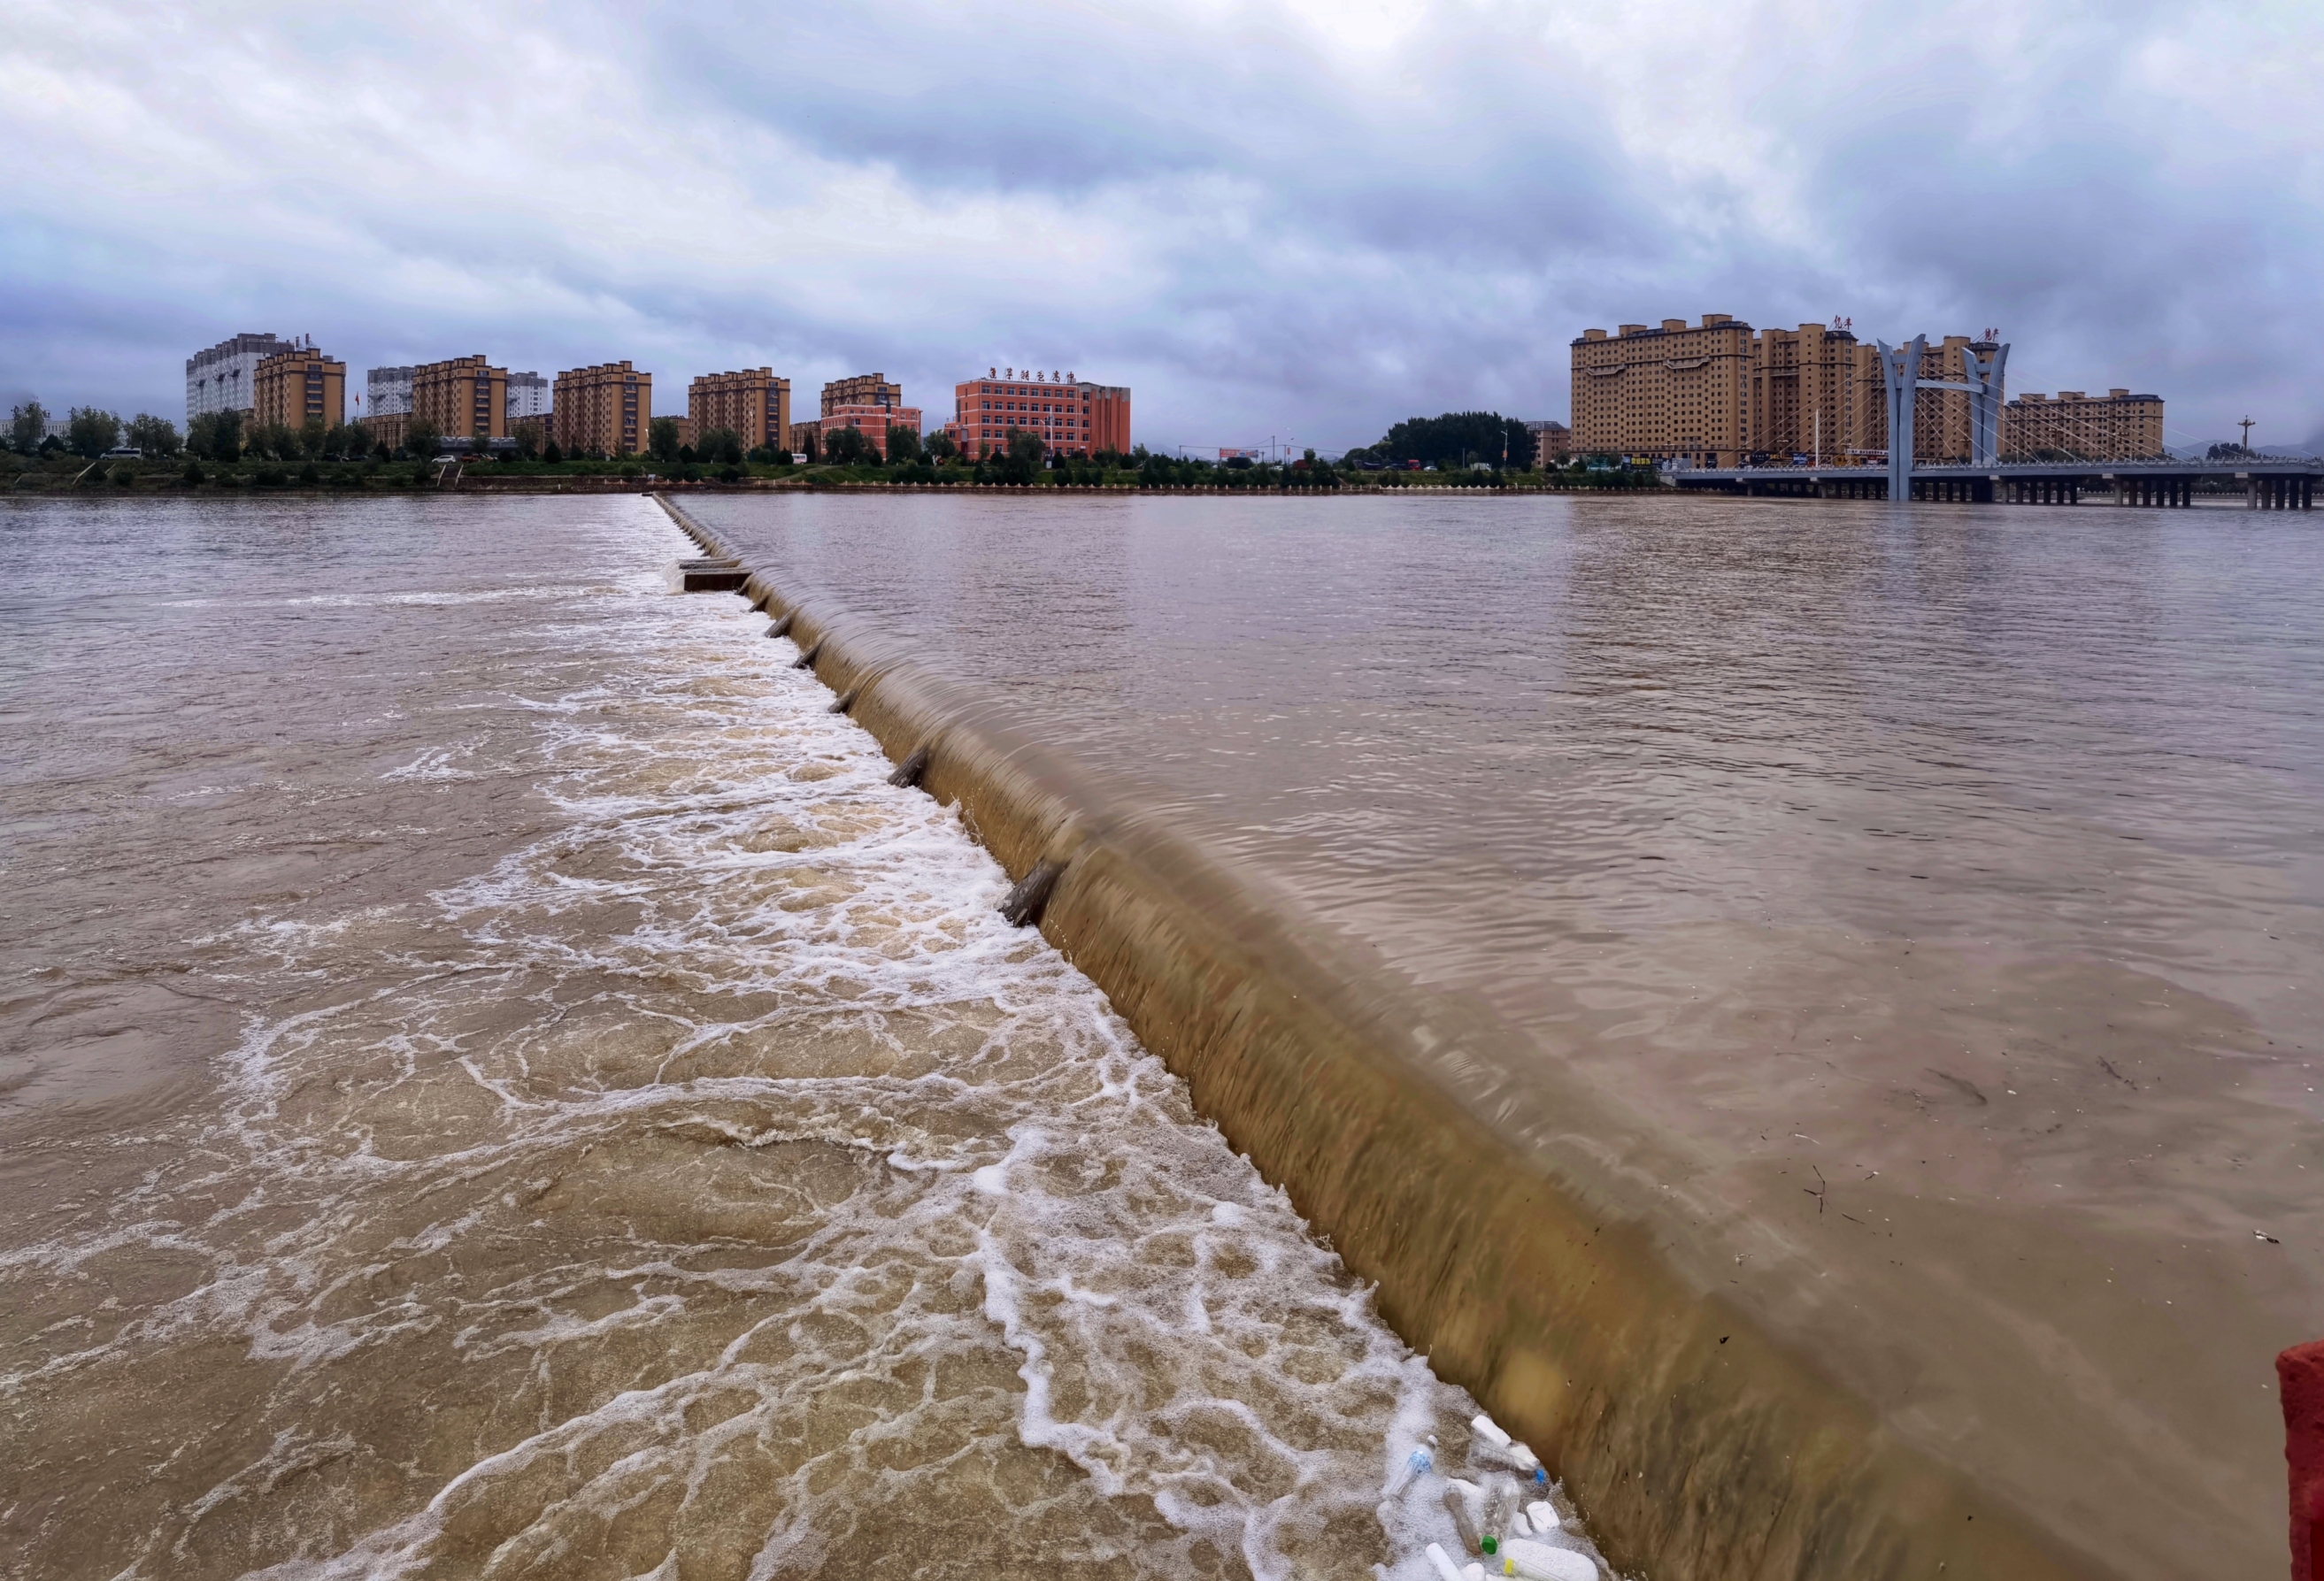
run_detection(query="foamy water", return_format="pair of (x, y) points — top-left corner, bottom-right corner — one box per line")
(0, 496), (1608, 1580)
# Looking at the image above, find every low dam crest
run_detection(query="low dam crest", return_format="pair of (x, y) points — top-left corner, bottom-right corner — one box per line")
(656, 494), (2101, 1581)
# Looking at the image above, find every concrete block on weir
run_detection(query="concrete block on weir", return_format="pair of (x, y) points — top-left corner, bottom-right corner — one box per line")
(887, 744), (931, 788)
(673, 564), (748, 593)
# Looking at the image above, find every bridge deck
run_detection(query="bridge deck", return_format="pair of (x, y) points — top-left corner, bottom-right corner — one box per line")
(1667, 458), (2318, 508)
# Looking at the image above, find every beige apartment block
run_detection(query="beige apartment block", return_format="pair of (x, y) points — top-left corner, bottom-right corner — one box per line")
(2002, 389), (2165, 461)
(1751, 324), (1861, 463)
(553, 362), (650, 457)
(822, 373), (903, 416)
(1570, 316), (1755, 464)
(689, 369), (791, 454)
(412, 356), (508, 442)
(251, 346), (345, 432)
(1525, 419), (1572, 463)
(358, 411), (410, 453)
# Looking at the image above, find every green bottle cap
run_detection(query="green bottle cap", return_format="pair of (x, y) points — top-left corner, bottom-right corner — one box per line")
(1481, 1534), (1498, 1554)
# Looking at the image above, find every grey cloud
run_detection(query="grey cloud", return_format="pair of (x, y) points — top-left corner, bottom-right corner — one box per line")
(1, 0), (2316, 452)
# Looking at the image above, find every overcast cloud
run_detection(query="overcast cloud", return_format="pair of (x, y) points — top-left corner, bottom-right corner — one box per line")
(4, 0), (2318, 451)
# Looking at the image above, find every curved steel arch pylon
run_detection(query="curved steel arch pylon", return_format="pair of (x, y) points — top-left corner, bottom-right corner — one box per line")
(1878, 336), (2010, 498)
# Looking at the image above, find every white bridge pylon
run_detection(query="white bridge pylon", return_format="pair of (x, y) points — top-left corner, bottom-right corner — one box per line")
(1876, 335), (2009, 498)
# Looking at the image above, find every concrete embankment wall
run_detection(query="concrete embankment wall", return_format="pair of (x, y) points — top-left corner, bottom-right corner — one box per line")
(655, 495), (2097, 1581)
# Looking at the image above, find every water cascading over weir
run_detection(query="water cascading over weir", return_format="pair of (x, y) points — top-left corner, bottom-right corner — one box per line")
(654, 494), (2102, 1581)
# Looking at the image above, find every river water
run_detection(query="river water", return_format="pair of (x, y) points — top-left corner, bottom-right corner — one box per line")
(0, 496), (1586, 1580)
(691, 488), (2324, 1579)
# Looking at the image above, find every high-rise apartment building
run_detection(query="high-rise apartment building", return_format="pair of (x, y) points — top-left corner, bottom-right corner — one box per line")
(507, 371), (550, 422)
(251, 345), (345, 431)
(552, 362), (649, 457)
(186, 332), (291, 423)
(366, 366), (414, 418)
(1573, 314), (2019, 465)
(412, 356), (509, 442)
(2002, 389), (2165, 461)
(821, 373), (903, 416)
(1749, 323), (1864, 464)
(689, 369), (791, 454)
(952, 370), (1129, 458)
(1570, 317), (1756, 465)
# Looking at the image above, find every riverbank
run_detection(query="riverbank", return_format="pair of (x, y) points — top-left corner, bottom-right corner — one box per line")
(2, 449), (1666, 495)
(657, 493), (2108, 1581)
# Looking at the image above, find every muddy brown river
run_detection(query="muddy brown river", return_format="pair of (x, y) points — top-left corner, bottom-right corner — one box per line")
(0, 495), (1586, 1579)
(688, 487), (2324, 1580)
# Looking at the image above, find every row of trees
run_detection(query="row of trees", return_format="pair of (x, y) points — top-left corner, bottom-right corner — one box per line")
(5, 401), (396, 464)
(1344, 411), (1537, 471)
(8, 401), (186, 460)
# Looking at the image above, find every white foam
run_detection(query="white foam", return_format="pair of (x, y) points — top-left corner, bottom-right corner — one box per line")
(5, 502), (1620, 1580)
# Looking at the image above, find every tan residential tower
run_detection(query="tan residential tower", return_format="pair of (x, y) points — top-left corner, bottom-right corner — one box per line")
(553, 362), (650, 457)
(251, 344), (345, 432)
(412, 356), (508, 443)
(689, 369), (791, 455)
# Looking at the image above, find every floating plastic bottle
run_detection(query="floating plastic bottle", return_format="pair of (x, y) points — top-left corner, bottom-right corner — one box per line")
(1442, 1482), (1484, 1554)
(1469, 1412), (1543, 1477)
(1497, 1538), (1597, 1581)
(1483, 1479), (1520, 1546)
(1387, 1444), (1434, 1499)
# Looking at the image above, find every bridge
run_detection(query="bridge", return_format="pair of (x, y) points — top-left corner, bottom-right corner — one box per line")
(1669, 331), (2314, 508)
(1671, 456), (2320, 508)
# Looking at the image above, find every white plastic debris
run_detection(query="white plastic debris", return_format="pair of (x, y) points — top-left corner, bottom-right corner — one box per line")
(1469, 1412), (1543, 1477)
(1525, 1500), (1561, 1535)
(1427, 1542), (1467, 1581)
(1497, 1539), (1597, 1581)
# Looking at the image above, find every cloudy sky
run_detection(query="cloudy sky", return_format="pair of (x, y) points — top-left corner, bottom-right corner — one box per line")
(4, 0), (2318, 453)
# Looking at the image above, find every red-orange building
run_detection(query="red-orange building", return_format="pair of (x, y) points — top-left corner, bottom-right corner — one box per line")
(817, 403), (922, 460)
(952, 369), (1129, 458)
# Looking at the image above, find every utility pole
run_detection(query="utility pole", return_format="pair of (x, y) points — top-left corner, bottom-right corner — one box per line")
(2239, 416), (2256, 451)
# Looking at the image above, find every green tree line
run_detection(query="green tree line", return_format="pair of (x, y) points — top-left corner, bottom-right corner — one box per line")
(1343, 411), (1535, 470)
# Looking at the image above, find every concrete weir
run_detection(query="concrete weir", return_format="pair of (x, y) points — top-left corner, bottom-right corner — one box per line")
(651, 495), (2097, 1581)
